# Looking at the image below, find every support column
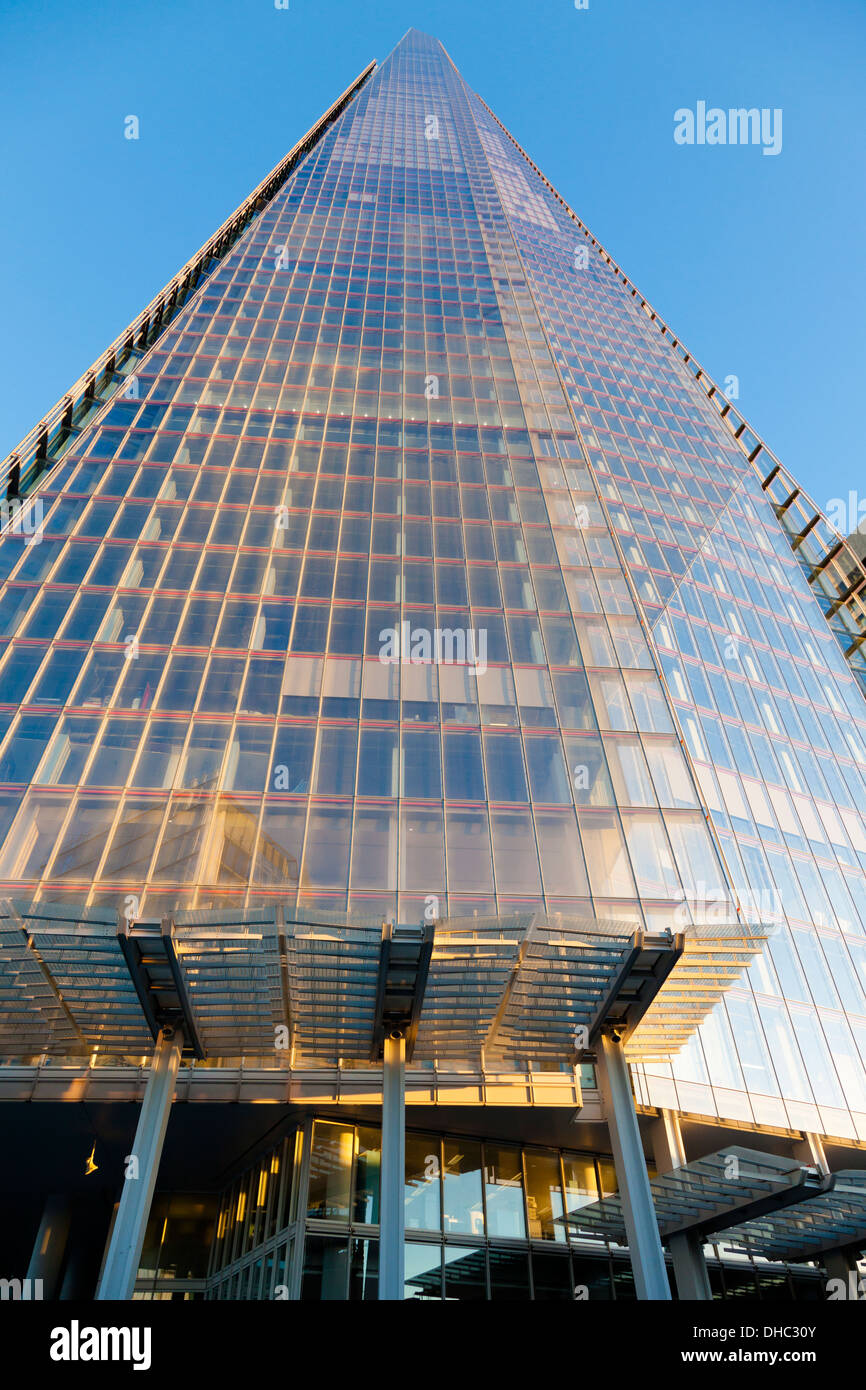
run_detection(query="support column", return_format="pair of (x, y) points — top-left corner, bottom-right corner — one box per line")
(378, 1031), (405, 1300)
(96, 1026), (183, 1301)
(597, 1030), (670, 1300)
(651, 1109), (712, 1301)
(793, 1132), (829, 1173)
(26, 1194), (72, 1300)
(792, 1135), (864, 1297)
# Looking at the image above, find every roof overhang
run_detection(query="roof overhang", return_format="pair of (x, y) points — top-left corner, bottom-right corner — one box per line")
(0, 900), (768, 1073)
(560, 1144), (866, 1259)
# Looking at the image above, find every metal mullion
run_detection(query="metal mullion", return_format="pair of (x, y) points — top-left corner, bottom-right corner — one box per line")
(478, 1138), (490, 1243)
(229, 1176), (247, 1266)
(208, 1190), (228, 1279)
(272, 1135), (291, 1237)
(252, 1155), (270, 1250)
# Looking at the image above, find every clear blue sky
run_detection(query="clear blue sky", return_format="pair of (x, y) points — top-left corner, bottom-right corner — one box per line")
(2, 0), (863, 516)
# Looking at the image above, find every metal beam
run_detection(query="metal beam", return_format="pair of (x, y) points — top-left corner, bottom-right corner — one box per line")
(95, 1026), (183, 1300)
(116, 919), (206, 1059)
(597, 1030), (671, 1300)
(371, 921), (433, 1062)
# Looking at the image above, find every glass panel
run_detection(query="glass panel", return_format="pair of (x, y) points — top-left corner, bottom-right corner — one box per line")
(102, 799), (164, 878)
(611, 1258), (637, 1301)
(307, 1122), (354, 1221)
(571, 1253), (614, 1301)
(300, 1236), (349, 1301)
(348, 1238), (379, 1301)
(248, 1258), (263, 1301)
(51, 796), (117, 879)
(720, 1265), (758, 1299)
(579, 812), (636, 898)
(404, 1241), (442, 1301)
(130, 720), (187, 789)
(404, 1134), (442, 1233)
(0, 714), (58, 782)
(561, 1156), (594, 1223)
(531, 1250), (576, 1301)
(443, 1246), (486, 1301)
(523, 1150), (566, 1242)
(484, 1144), (526, 1239)
(442, 1139), (484, 1236)
(35, 717), (102, 786)
(488, 1247), (531, 1301)
(353, 1126), (381, 1224)
(273, 1136), (295, 1236)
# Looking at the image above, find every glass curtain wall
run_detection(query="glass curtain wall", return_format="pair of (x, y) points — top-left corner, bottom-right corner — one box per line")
(0, 29), (865, 1134)
(200, 1118), (824, 1303)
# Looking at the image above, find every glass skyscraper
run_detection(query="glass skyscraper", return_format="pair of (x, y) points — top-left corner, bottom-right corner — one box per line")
(3, 29), (866, 1304)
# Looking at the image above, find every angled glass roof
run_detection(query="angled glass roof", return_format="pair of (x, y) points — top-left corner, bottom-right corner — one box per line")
(563, 1144), (831, 1247)
(624, 922), (772, 1062)
(563, 1143), (866, 1264)
(412, 913), (681, 1065)
(722, 1170), (866, 1262)
(0, 899), (769, 1066)
(171, 908), (287, 1056)
(0, 898), (151, 1055)
(282, 909), (384, 1061)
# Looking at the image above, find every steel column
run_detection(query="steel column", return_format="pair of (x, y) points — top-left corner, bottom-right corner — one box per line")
(26, 1194), (72, 1299)
(651, 1109), (712, 1300)
(597, 1031), (671, 1300)
(378, 1032), (406, 1300)
(96, 1026), (183, 1300)
(794, 1132), (829, 1173)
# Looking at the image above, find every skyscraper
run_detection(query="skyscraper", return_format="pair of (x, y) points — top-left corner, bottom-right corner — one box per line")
(3, 29), (866, 1304)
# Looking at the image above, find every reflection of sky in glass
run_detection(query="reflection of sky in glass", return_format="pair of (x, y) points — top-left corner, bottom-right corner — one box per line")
(0, 30), (865, 1136)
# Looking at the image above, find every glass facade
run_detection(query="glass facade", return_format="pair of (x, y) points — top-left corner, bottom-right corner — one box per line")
(2, 27), (866, 1147)
(195, 1118), (824, 1303)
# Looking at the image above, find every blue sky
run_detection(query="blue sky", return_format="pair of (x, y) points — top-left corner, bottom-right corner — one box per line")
(1, 0), (863, 518)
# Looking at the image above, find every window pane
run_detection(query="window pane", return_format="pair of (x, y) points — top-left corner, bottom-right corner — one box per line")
(404, 1241), (442, 1301)
(523, 1150), (566, 1242)
(532, 1250), (575, 1301)
(0, 714), (59, 782)
(489, 1248), (531, 1301)
(130, 720), (187, 789)
(405, 1135), (441, 1233)
(483, 733), (528, 802)
(484, 1143), (526, 1239)
(353, 1127), (381, 1224)
(348, 1238), (379, 1301)
(490, 809), (541, 895)
(442, 1139), (483, 1236)
(443, 1246), (486, 1301)
(301, 1235), (349, 1301)
(307, 1122), (354, 1220)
